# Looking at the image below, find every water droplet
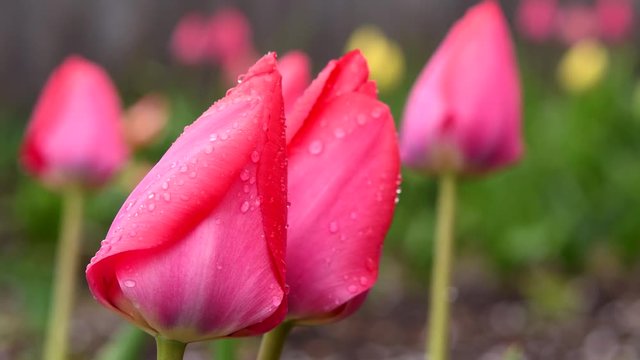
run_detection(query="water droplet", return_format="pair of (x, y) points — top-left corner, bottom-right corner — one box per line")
(147, 192), (155, 200)
(163, 193), (171, 202)
(123, 280), (136, 288)
(308, 140), (323, 155)
(334, 128), (345, 138)
(243, 184), (250, 193)
(366, 257), (376, 272)
(216, 264), (223, 270)
(240, 201), (250, 213)
(359, 276), (369, 286)
(251, 151), (260, 163)
(249, 176), (256, 184)
(129, 230), (137, 237)
(148, 203), (156, 212)
(179, 164), (188, 173)
(347, 285), (358, 293)
(220, 132), (229, 140)
(204, 144), (214, 154)
(371, 107), (383, 118)
(350, 211), (358, 220)
(272, 296), (280, 306)
(356, 114), (367, 125)
(240, 169), (251, 181)
(329, 221), (339, 233)
(215, 218), (222, 225)
(189, 171), (197, 179)
(161, 181), (169, 190)
(237, 74), (246, 83)
(209, 134), (218, 142)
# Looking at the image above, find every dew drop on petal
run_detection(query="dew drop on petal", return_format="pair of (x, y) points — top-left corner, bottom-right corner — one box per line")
(359, 276), (369, 286)
(123, 280), (136, 288)
(308, 140), (323, 155)
(240, 201), (250, 213)
(366, 257), (376, 272)
(161, 182), (169, 190)
(356, 114), (367, 125)
(329, 221), (339, 233)
(240, 169), (251, 181)
(334, 128), (345, 139)
(204, 144), (214, 154)
(251, 151), (260, 163)
(347, 285), (358, 293)
(163, 193), (171, 202)
(148, 203), (156, 212)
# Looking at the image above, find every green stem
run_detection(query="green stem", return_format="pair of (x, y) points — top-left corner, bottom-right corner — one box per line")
(156, 337), (187, 360)
(43, 186), (84, 360)
(211, 338), (236, 360)
(256, 322), (293, 360)
(427, 174), (457, 360)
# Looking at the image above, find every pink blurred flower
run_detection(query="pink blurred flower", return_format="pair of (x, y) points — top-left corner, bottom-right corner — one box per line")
(277, 50), (311, 116)
(516, 0), (558, 42)
(285, 50), (400, 323)
(169, 12), (210, 66)
(557, 4), (599, 44)
(207, 8), (255, 65)
(400, 0), (523, 175)
(122, 93), (169, 150)
(21, 56), (128, 188)
(86, 54), (288, 342)
(595, 0), (634, 43)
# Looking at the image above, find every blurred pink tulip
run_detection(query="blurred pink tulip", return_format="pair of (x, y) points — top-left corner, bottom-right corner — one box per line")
(400, 0), (523, 175)
(557, 4), (599, 44)
(516, 0), (558, 42)
(21, 56), (127, 188)
(207, 8), (255, 65)
(86, 54), (288, 342)
(170, 12), (210, 66)
(123, 93), (169, 150)
(595, 0), (634, 43)
(285, 50), (400, 323)
(277, 50), (311, 116)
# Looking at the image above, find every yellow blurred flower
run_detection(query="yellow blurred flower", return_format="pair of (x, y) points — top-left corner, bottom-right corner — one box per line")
(557, 39), (609, 94)
(345, 25), (405, 92)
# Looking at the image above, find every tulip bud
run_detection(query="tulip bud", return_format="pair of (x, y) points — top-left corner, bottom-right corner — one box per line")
(515, 0), (558, 42)
(277, 51), (311, 116)
(170, 13), (210, 66)
(86, 53), (288, 343)
(21, 55), (128, 188)
(285, 50), (400, 323)
(400, 0), (523, 175)
(595, 0), (634, 43)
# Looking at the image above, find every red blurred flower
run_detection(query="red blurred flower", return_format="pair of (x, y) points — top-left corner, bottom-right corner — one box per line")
(400, 0), (523, 175)
(516, 0), (558, 42)
(595, 0), (634, 43)
(169, 12), (210, 66)
(277, 50), (311, 116)
(285, 50), (400, 323)
(21, 56), (128, 188)
(86, 54), (288, 342)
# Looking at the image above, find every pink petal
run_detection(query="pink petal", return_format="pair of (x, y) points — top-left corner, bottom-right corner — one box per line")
(278, 50), (312, 116)
(86, 53), (287, 341)
(286, 92), (400, 321)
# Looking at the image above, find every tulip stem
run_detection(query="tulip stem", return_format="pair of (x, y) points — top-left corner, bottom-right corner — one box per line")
(156, 337), (187, 360)
(427, 173), (457, 360)
(211, 338), (237, 360)
(43, 186), (85, 360)
(256, 321), (293, 360)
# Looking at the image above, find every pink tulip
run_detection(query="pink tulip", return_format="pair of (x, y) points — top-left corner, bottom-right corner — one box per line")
(20, 56), (127, 188)
(285, 50), (400, 323)
(277, 50), (311, 116)
(557, 4), (599, 45)
(170, 12), (210, 66)
(595, 0), (634, 43)
(86, 54), (288, 342)
(400, 0), (523, 175)
(516, 0), (558, 42)
(207, 8), (256, 66)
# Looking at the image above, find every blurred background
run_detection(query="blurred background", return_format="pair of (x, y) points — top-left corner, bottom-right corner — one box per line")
(2, 0), (640, 359)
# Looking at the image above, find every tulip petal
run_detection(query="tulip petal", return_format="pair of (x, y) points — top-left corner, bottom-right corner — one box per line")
(286, 50), (369, 143)
(286, 92), (399, 321)
(278, 51), (311, 116)
(87, 53), (287, 341)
